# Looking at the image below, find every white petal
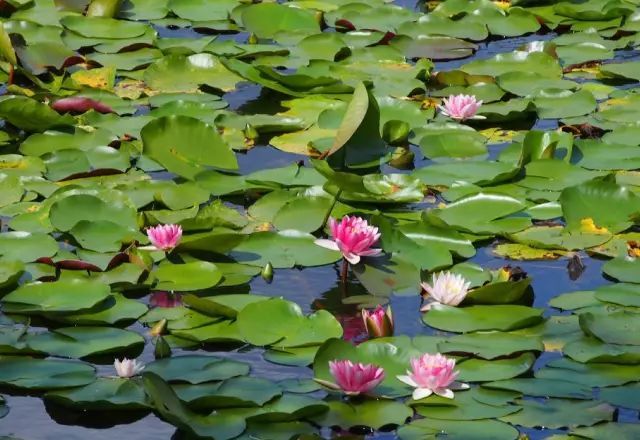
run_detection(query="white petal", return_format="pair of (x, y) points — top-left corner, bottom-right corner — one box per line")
(344, 253), (360, 265)
(313, 378), (341, 391)
(434, 388), (455, 399)
(413, 388), (433, 400)
(396, 375), (418, 387)
(419, 302), (433, 312)
(137, 245), (160, 251)
(314, 239), (339, 251)
(359, 248), (382, 257)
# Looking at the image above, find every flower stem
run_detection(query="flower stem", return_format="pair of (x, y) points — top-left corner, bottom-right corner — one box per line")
(340, 259), (349, 285)
(321, 189), (343, 230)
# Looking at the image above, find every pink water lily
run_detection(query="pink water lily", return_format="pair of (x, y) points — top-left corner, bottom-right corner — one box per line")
(439, 94), (485, 121)
(397, 353), (468, 400)
(146, 224), (182, 251)
(113, 357), (145, 378)
(362, 305), (394, 338)
(315, 360), (385, 395)
(315, 216), (382, 265)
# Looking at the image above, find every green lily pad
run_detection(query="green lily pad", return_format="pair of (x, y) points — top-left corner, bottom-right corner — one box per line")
(599, 383), (640, 410)
(49, 189), (138, 232)
(579, 311), (640, 346)
(143, 372), (246, 440)
(563, 337), (640, 364)
(50, 293), (148, 326)
(0, 356), (95, 390)
(602, 257), (640, 283)
(145, 355), (250, 384)
(560, 177), (640, 234)
(60, 16), (149, 38)
(423, 305), (544, 333)
(483, 378), (592, 399)
(144, 54), (243, 93)
(438, 332), (543, 360)
(500, 398), (614, 429)
(153, 261), (223, 291)
(28, 327), (145, 359)
(457, 353), (537, 382)
(45, 377), (149, 410)
(241, 3), (320, 39)
(237, 298), (342, 348)
(398, 419), (519, 440)
(312, 399), (412, 430)
(535, 358), (639, 387)
(141, 115), (238, 180)
(572, 423), (640, 440)
(230, 230), (341, 268)
(412, 388), (520, 420)
(534, 89), (597, 119)
(173, 376), (282, 410)
(2, 279), (111, 315)
(461, 51), (562, 78)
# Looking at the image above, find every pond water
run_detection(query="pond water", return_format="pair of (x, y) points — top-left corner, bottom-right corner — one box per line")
(1, 0), (640, 439)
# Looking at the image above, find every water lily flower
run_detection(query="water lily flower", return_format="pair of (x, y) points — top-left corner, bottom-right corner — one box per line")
(316, 360), (385, 395)
(149, 291), (183, 308)
(362, 305), (394, 338)
(397, 353), (468, 400)
(146, 224), (182, 251)
(315, 216), (382, 265)
(420, 271), (471, 312)
(113, 358), (145, 378)
(439, 94), (485, 120)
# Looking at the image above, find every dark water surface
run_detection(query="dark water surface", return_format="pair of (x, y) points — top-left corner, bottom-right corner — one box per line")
(2, 1), (640, 439)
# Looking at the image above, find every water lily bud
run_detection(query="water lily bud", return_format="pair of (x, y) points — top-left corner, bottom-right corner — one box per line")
(389, 146), (415, 169)
(261, 262), (274, 283)
(150, 318), (167, 337)
(244, 123), (259, 141)
(361, 305), (394, 338)
(154, 336), (172, 359)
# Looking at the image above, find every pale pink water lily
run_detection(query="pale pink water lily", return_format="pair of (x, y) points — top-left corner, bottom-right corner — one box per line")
(149, 291), (183, 308)
(439, 94), (485, 120)
(315, 216), (382, 265)
(146, 224), (182, 251)
(420, 271), (471, 312)
(362, 305), (394, 338)
(397, 353), (468, 400)
(113, 357), (145, 378)
(315, 360), (385, 395)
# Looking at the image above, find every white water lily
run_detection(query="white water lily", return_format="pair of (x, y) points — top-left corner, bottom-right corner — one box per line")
(114, 358), (145, 378)
(420, 271), (471, 312)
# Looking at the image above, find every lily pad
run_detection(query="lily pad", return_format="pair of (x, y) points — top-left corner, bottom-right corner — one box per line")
(2, 279), (111, 315)
(423, 305), (544, 333)
(0, 357), (95, 390)
(145, 355), (250, 384)
(153, 261), (223, 291)
(237, 298), (342, 348)
(141, 115), (238, 180)
(45, 377), (149, 410)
